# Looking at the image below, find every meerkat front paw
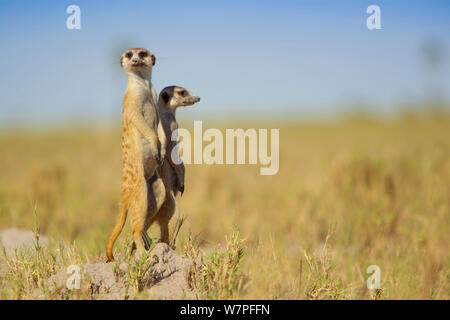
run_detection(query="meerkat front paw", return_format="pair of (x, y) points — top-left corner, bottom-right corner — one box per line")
(178, 184), (184, 196)
(158, 151), (165, 165)
(151, 148), (162, 164)
(160, 147), (166, 163)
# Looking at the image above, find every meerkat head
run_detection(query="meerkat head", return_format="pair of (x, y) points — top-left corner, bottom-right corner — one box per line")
(159, 86), (200, 110)
(120, 48), (156, 73)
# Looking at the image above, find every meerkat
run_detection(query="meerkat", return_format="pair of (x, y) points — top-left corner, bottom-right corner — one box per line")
(106, 48), (167, 262)
(159, 86), (200, 194)
(147, 86), (200, 244)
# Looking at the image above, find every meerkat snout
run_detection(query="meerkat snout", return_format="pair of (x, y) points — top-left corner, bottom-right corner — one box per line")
(130, 57), (141, 66)
(182, 94), (200, 106)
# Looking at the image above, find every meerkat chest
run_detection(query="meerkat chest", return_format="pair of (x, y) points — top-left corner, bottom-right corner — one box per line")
(161, 112), (177, 141)
(168, 119), (178, 144)
(142, 86), (158, 127)
(142, 100), (158, 128)
(140, 99), (159, 162)
(169, 118), (178, 133)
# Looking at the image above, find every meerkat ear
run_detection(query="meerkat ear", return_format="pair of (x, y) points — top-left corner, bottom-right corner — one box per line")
(151, 54), (156, 66)
(161, 91), (169, 104)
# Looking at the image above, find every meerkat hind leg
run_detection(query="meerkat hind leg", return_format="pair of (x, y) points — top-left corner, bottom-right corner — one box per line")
(128, 236), (150, 257)
(129, 180), (149, 257)
(157, 191), (177, 245)
(148, 172), (166, 213)
(144, 173), (166, 233)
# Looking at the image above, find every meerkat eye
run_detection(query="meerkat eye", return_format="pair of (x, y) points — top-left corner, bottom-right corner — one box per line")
(179, 90), (186, 97)
(139, 51), (148, 58)
(126, 52), (133, 59)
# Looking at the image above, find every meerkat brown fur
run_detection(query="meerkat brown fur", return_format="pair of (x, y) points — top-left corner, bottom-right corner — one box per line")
(147, 86), (200, 244)
(106, 48), (167, 262)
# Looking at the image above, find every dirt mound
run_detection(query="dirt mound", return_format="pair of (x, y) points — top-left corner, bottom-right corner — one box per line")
(43, 243), (193, 300)
(147, 242), (193, 299)
(43, 260), (129, 299)
(0, 229), (193, 299)
(0, 228), (48, 255)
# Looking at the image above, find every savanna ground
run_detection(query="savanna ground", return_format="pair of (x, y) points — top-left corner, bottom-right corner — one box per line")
(0, 111), (449, 299)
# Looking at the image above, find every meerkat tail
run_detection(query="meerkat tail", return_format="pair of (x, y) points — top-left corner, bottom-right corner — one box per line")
(106, 206), (128, 262)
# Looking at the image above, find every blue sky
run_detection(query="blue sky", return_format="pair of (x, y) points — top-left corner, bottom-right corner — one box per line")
(0, 0), (449, 125)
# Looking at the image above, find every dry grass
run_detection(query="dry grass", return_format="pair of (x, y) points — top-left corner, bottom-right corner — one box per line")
(0, 113), (449, 299)
(185, 227), (248, 299)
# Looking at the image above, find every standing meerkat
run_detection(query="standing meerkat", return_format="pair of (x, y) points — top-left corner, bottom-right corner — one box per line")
(106, 48), (167, 262)
(147, 86), (200, 244)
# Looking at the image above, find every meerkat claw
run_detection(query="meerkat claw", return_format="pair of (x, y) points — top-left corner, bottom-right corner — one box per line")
(151, 149), (161, 164)
(142, 232), (152, 250)
(178, 184), (184, 196)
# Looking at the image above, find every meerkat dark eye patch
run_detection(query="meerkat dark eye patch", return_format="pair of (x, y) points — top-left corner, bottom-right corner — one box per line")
(138, 51), (148, 58)
(161, 92), (170, 104)
(126, 52), (133, 59)
(179, 90), (187, 97)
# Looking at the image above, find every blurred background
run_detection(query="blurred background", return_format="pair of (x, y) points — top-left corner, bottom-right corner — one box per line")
(0, 0), (449, 126)
(0, 1), (449, 299)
